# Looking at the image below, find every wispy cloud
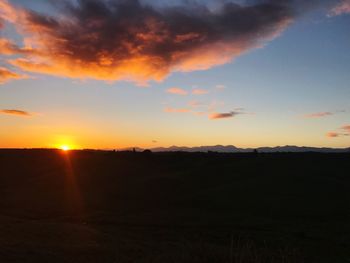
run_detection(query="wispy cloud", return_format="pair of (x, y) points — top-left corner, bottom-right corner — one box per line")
(215, 85), (226, 90)
(303, 110), (346, 119)
(329, 0), (350, 16)
(193, 111), (206, 116)
(326, 132), (341, 138)
(209, 111), (240, 120)
(166, 87), (188, 95)
(208, 100), (225, 112)
(0, 109), (32, 117)
(192, 89), (209, 95)
(188, 100), (204, 108)
(0, 0), (294, 83)
(327, 124), (350, 138)
(0, 67), (25, 84)
(304, 112), (334, 118)
(0, 0), (18, 23)
(0, 38), (22, 55)
(342, 125), (350, 133)
(165, 101), (249, 121)
(164, 107), (190, 113)
(0, 38), (35, 56)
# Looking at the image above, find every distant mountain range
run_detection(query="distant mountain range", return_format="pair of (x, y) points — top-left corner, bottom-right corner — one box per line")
(122, 145), (350, 153)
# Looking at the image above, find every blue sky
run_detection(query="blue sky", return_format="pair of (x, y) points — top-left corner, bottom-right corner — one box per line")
(0, 0), (349, 149)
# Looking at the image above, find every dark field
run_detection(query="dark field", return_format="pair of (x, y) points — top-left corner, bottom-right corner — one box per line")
(0, 149), (349, 263)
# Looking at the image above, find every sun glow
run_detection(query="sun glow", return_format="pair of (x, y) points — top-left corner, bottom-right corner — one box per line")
(60, 145), (71, 151)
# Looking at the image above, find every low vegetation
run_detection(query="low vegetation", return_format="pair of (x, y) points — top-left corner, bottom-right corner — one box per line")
(0, 149), (349, 262)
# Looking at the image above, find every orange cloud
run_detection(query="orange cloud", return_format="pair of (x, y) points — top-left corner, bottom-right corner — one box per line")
(0, 67), (25, 84)
(192, 89), (209, 95)
(327, 124), (350, 138)
(0, 38), (36, 55)
(0, 38), (19, 54)
(342, 125), (350, 133)
(0, 0), (294, 83)
(326, 132), (340, 138)
(0, 0), (18, 23)
(0, 109), (32, 117)
(166, 87), (188, 96)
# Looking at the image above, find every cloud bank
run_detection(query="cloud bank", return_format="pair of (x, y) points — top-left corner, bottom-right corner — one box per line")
(0, 0), (295, 83)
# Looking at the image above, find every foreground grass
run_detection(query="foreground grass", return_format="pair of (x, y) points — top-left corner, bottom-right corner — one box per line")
(0, 149), (349, 262)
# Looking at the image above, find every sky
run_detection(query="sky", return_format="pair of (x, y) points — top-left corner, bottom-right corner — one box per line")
(0, 0), (349, 149)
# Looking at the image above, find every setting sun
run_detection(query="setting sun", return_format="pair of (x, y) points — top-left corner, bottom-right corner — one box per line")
(60, 145), (70, 151)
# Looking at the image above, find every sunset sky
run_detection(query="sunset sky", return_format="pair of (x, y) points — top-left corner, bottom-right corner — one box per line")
(0, 0), (349, 149)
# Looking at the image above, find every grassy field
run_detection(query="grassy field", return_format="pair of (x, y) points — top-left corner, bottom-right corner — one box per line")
(0, 149), (349, 262)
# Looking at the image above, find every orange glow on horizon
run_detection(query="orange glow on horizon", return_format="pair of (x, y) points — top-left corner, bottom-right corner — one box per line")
(60, 145), (71, 151)
(52, 134), (79, 151)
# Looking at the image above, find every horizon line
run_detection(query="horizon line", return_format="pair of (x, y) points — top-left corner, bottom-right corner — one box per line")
(0, 144), (349, 151)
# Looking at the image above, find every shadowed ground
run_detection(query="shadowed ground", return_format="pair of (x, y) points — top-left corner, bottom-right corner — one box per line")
(0, 149), (349, 262)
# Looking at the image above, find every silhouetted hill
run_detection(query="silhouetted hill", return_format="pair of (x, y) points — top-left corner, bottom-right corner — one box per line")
(151, 145), (242, 152)
(150, 145), (350, 153)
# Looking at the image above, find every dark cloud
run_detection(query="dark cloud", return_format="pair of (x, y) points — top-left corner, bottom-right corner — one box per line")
(0, 109), (32, 117)
(2, 0), (295, 83)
